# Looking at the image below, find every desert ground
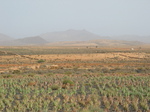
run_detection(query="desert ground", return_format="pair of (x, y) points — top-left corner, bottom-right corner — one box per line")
(0, 46), (150, 74)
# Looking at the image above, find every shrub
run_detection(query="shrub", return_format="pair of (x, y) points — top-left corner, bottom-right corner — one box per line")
(101, 68), (110, 73)
(12, 70), (20, 74)
(2, 74), (13, 78)
(37, 59), (45, 63)
(51, 85), (59, 90)
(99, 73), (104, 76)
(63, 79), (74, 85)
(28, 73), (35, 77)
(47, 73), (54, 76)
(64, 71), (72, 75)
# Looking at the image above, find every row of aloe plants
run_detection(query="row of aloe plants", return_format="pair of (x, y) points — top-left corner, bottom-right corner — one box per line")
(0, 74), (150, 112)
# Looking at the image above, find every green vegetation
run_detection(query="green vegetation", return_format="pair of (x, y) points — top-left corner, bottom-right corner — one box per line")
(0, 74), (149, 111)
(1, 46), (150, 55)
(37, 59), (45, 63)
(51, 85), (59, 90)
(63, 79), (74, 85)
(12, 70), (21, 74)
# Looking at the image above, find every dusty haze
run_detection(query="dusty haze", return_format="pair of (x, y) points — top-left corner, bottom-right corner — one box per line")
(0, 0), (150, 42)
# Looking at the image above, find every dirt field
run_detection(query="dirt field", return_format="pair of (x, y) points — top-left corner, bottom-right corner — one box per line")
(0, 46), (150, 75)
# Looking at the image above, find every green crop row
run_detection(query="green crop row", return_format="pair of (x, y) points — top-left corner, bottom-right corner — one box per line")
(0, 74), (149, 112)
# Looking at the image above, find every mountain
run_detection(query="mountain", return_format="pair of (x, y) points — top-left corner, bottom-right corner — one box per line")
(0, 30), (149, 46)
(0, 33), (13, 42)
(0, 36), (48, 46)
(41, 29), (110, 42)
(41, 30), (150, 43)
(15, 36), (48, 45)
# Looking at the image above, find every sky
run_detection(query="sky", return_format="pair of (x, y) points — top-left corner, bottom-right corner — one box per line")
(0, 0), (150, 38)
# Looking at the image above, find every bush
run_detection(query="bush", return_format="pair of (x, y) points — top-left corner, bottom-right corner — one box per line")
(12, 70), (20, 74)
(99, 73), (104, 76)
(37, 59), (45, 63)
(101, 67), (110, 73)
(47, 73), (54, 76)
(64, 71), (72, 75)
(2, 74), (13, 78)
(63, 79), (74, 85)
(51, 85), (59, 90)
(28, 73), (35, 77)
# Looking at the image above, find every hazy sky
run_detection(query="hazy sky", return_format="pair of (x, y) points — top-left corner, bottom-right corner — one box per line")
(0, 0), (150, 38)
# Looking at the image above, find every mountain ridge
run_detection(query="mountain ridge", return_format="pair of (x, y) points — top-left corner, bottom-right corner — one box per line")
(16, 36), (48, 45)
(0, 33), (13, 42)
(40, 29), (110, 42)
(0, 30), (149, 46)
(0, 36), (48, 46)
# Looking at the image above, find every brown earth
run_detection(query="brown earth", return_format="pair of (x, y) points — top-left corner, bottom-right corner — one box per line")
(0, 48), (150, 73)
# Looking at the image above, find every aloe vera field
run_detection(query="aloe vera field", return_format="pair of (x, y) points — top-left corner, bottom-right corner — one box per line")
(0, 46), (150, 112)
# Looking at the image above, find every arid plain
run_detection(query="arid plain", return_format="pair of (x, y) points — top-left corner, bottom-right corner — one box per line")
(0, 46), (150, 74)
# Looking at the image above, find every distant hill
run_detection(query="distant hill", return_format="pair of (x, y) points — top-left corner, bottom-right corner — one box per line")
(0, 33), (13, 42)
(0, 30), (149, 46)
(40, 30), (150, 43)
(15, 36), (48, 45)
(0, 36), (48, 46)
(41, 29), (110, 42)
